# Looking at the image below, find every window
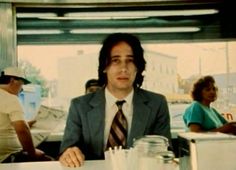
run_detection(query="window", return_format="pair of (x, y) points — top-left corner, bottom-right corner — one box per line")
(18, 41), (236, 129)
(15, 2), (236, 129)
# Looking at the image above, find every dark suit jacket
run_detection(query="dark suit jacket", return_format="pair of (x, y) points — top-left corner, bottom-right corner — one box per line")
(60, 88), (172, 160)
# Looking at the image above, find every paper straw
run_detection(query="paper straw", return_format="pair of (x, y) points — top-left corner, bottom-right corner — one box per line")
(109, 147), (119, 170)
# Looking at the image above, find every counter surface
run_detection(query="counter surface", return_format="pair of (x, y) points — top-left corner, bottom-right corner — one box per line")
(0, 160), (179, 170)
(31, 127), (185, 142)
(0, 160), (107, 170)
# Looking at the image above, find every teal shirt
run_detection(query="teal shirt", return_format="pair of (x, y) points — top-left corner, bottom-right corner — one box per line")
(183, 101), (227, 131)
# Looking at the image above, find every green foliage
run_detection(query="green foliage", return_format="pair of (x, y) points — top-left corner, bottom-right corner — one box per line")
(19, 60), (49, 97)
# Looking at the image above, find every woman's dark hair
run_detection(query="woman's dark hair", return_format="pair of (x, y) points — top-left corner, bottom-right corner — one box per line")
(98, 33), (146, 88)
(191, 75), (217, 101)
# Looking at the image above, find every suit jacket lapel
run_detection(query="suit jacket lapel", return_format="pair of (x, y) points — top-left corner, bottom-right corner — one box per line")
(128, 89), (151, 147)
(87, 90), (105, 154)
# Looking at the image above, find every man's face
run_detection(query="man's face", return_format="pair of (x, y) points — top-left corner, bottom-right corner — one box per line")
(10, 78), (24, 95)
(105, 41), (137, 93)
(201, 83), (218, 103)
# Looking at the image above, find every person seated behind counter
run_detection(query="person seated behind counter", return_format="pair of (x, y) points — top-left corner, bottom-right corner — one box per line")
(85, 79), (102, 94)
(183, 75), (236, 134)
(0, 67), (53, 163)
(59, 33), (172, 167)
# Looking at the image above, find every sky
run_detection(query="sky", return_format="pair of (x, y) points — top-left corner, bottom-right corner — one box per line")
(17, 41), (236, 80)
(144, 41), (236, 78)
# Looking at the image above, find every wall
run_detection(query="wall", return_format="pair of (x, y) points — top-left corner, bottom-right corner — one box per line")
(0, 2), (16, 70)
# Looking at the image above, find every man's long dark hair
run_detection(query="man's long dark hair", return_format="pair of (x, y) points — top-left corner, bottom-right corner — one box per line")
(98, 33), (146, 88)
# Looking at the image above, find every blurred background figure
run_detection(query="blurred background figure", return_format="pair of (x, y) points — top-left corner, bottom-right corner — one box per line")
(85, 79), (102, 94)
(183, 75), (236, 135)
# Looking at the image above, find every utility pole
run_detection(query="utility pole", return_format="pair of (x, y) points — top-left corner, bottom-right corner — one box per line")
(199, 56), (202, 76)
(225, 41), (230, 108)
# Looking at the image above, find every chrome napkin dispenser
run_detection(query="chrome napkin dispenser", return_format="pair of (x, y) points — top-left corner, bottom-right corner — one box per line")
(178, 132), (236, 170)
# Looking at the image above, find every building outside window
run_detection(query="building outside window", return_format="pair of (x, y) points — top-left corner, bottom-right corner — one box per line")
(17, 41), (236, 129)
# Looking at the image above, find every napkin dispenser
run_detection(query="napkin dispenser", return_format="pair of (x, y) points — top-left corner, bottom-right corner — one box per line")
(178, 132), (236, 170)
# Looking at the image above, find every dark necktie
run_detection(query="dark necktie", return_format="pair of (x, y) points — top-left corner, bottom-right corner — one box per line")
(106, 100), (128, 150)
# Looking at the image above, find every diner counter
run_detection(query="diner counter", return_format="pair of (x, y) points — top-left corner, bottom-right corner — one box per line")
(0, 160), (107, 170)
(0, 160), (179, 170)
(31, 126), (185, 142)
(31, 125), (183, 159)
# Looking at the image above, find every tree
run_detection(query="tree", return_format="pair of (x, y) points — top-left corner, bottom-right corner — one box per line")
(19, 60), (49, 97)
(177, 74), (201, 94)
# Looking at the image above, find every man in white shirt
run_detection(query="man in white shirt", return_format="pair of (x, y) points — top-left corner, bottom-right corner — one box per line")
(0, 66), (52, 162)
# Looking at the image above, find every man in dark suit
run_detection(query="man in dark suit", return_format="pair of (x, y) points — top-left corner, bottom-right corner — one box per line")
(59, 33), (172, 167)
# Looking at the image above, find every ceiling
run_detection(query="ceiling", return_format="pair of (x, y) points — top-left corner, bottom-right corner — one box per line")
(16, 0), (236, 45)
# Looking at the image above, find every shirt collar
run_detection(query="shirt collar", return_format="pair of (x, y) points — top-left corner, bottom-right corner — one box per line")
(105, 88), (134, 108)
